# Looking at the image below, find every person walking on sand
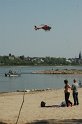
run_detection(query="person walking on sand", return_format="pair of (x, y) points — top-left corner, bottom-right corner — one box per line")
(72, 79), (79, 105)
(64, 79), (72, 107)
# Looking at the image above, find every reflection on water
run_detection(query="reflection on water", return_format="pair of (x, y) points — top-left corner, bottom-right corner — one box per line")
(0, 66), (82, 92)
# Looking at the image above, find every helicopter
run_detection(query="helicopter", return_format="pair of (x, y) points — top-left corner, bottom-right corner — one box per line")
(34, 24), (51, 31)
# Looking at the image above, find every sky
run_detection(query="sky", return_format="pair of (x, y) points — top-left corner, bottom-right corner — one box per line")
(0, 0), (82, 58)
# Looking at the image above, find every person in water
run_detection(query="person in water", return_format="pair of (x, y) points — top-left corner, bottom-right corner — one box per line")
(64, 79), (72, 107)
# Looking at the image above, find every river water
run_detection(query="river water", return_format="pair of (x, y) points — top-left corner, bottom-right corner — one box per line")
(0, 66), (82, 92)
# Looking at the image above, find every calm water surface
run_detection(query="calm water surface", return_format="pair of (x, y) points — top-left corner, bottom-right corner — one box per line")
(0, 66), (82, 92)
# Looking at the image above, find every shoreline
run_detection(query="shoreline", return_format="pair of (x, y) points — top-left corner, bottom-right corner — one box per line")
(0, 88), (82, 124)
(0, 88), (63, 94)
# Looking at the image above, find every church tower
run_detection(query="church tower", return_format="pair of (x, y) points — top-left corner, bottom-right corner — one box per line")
(79, 51), (82, 59)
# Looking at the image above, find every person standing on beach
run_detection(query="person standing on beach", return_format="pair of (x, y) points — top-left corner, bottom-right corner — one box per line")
(71, 79), (79, 105)
(64, 79), (72, 107)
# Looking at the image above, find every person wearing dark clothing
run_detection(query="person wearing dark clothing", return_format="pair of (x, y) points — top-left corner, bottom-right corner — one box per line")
(72, 79), (79, 105)
(64, 79), (72, 107)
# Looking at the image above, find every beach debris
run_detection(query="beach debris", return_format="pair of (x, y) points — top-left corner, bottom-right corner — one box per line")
(16, 90), (25, 124)
(25, 89), (30, 92)
(41, 101), (46, 107)
(60, 101), (66, 107)
(16, 88), (53, 93)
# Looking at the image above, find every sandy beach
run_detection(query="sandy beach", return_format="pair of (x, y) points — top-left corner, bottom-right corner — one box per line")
(0, 88), (82, 124)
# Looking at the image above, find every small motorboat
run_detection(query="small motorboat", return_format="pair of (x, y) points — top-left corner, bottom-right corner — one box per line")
(5, 70), (21, 77)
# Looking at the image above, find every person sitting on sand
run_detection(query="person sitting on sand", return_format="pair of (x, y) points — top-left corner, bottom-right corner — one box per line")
(71, 79), (79, 105)
(64, 79), (72, 107)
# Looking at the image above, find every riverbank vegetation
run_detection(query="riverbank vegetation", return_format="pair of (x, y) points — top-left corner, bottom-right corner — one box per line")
(0, 54), (82, 66)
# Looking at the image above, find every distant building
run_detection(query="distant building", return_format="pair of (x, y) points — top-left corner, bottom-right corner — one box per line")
(79, 51), (82, 59)
(9, 54), (15, 60)
(74, 51), (82, 64)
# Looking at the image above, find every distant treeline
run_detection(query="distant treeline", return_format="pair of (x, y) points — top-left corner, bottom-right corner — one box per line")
(0, 55), (81, 66)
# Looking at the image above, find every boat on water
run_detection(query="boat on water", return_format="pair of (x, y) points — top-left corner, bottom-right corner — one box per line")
(5, 70), (21, 77)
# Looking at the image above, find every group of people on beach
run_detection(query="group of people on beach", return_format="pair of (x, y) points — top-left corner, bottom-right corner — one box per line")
(64, 79), (79, 107)
(41, 79), (79, 108)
